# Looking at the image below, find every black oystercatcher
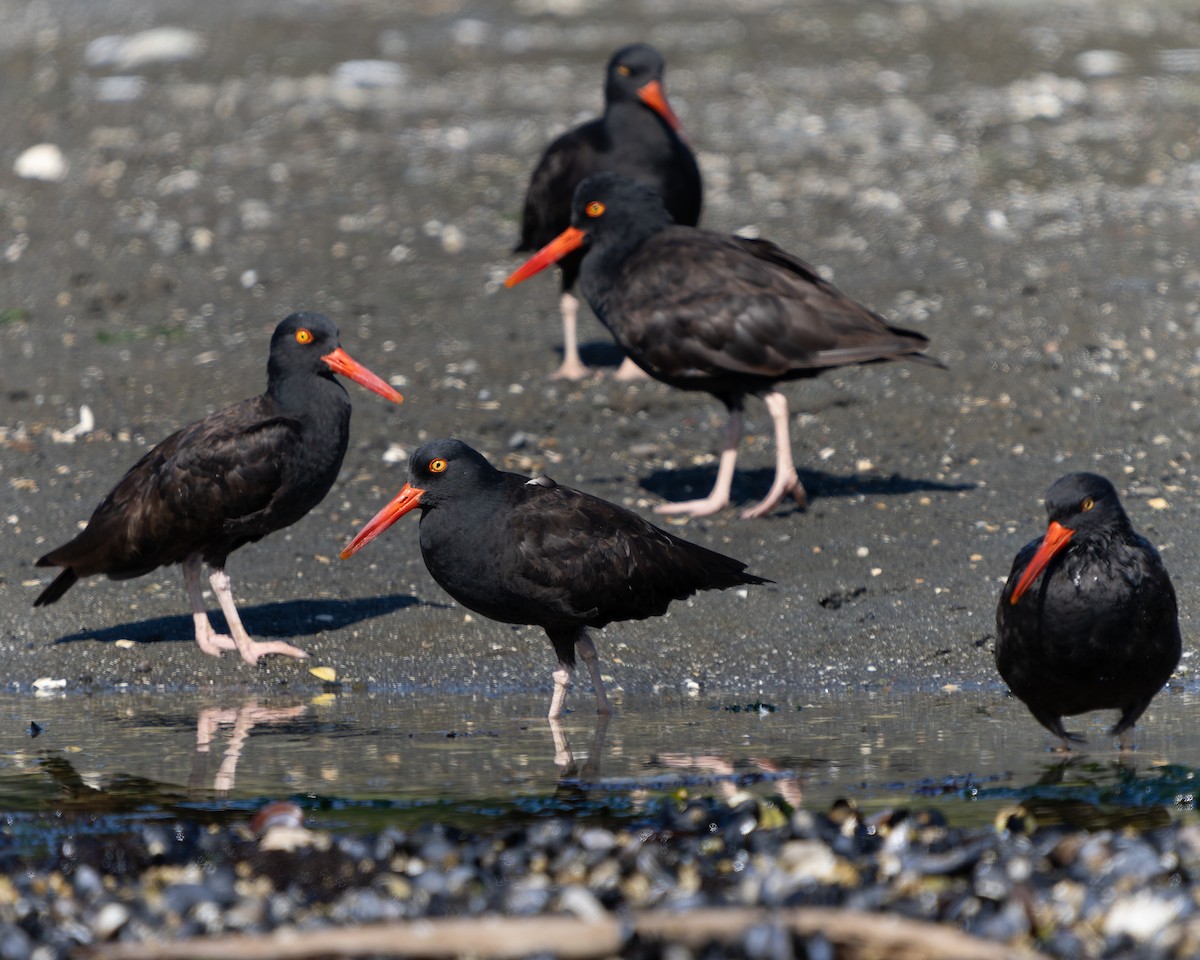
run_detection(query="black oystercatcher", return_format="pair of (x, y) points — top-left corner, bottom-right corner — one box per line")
(507, 173), (939, 518)
(996, 472), (1181, 751)
(340, 439), (768, 718)
(34, 313), (403, 666)
(515, 43), (702, 381)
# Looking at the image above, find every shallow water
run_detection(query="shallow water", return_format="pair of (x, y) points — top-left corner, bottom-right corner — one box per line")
(4, 0), (1200, 871)
(4, 686), (1197, 854)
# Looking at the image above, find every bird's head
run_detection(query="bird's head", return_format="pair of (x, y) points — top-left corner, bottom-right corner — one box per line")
(504, 173), (672, 287)
(1008, 472), (1130, 604)
(604, 43), (685, 135)
(270, 312), (403, 404)
(339, 439), (494, 558)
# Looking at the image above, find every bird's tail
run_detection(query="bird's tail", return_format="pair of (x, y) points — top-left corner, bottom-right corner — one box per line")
(696, 550), (772, 591)
(33, 568), (78, 607)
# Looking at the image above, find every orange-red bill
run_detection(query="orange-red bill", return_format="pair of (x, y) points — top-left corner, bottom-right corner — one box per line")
(340, 482), (426, 559)
(637, 79), (685, 136)
(322, 347), (404, 404)
(505, 226), (588, 287)
(1009, 520), (1074, 605)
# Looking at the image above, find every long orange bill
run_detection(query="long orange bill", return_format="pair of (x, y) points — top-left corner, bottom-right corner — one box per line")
(637, 79), (686, 136)
(1009, 520), (1074, 605)
(340, 483), (426, 559)
(322, 347), (404, 404)
(505, 226), (588, 287)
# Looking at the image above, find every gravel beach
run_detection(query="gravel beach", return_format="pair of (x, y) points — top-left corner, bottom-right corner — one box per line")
(2, 0), (1200, 955)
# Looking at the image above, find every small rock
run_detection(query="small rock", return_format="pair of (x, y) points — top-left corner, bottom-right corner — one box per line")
(332, 60), (406, 90)
(90, 903), (129, 940)
(85, 28), (204, 69)
(1075, 49), (1131, 78)
(14, 144), (67, 182)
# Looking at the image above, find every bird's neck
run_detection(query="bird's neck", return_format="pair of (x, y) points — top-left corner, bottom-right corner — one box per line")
(267, 369), (350, 419)
(604, 101), (677, 148)
(579, 227), (657, 321)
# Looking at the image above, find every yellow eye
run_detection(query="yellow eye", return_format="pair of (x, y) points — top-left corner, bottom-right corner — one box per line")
(617, 64), (632, 77)
(295, 329), (313, 345)
(429, 458), (447, 473)
(586, 201), (606, 218)
(1081, 497), (1095, 512)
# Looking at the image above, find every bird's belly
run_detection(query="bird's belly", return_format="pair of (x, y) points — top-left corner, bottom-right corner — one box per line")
(998, 576), (1169, 713)
(420, 536), (555, 628)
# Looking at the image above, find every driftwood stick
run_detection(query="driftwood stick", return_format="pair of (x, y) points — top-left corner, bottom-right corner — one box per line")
(78, 916), (624, 960)
(636, 907), (1043, 960)
(78, 907), (1048, 960)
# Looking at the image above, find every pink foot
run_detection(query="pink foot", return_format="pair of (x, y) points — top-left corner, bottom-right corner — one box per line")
(655, 495), (730, 518)
(740, 478), (807, 519)
(235, 639), (310, 666)
(549, 358), (594, 381)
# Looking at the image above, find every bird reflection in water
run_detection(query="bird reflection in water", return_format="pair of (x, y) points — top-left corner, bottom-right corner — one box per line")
(190, 699), (308, 796)
(548, 714), (612, 779)
(654, 752), (805, 812)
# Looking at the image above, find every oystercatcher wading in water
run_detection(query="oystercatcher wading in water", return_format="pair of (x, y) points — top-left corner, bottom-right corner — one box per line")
(340, 438), (769, 718)
(996, 472), (1181, 751)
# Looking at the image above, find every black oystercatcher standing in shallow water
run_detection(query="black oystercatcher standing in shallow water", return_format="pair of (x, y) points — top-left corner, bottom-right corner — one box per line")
(996, 473), (1181, 751)
(34, 313), (403, 666)
(515, 43), (702, 381)
(340, 439), (768, 719)
(507, 173), (940, 518)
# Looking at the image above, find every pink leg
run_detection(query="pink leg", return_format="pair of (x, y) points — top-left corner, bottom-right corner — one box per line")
(208, 567), (309, 665)
(548, 662), (572, 720)
(741, 390), (807, 519)
(183, 556), (236, 657)
(655, 408), (743, 517)
(550, 292), (592, 380)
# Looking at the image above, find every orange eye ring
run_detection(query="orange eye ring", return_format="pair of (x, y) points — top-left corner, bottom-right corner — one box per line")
(295, 329), (313, 345)
(429, 458), (448, 473)
(617, 64), (632, 77)
(585, 201), (606, 218)
(1081, 497), (1094, 512)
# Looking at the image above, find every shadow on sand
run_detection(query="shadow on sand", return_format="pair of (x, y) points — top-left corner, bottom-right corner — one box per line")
(50, 593), (427, 647)
(639, 465), (975, 514)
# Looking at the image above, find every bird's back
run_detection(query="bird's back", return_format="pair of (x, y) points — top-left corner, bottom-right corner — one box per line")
(584, 227), (933, 394)
(35, 392), (344, 593)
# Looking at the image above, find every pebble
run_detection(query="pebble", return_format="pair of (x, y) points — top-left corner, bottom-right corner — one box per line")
(331, 60), (407, 91)
(3, 795), (1199, 958)
(1074, 49), (1132, 78)
(13, 144), (67, 182)
(84, 28), (204, 70)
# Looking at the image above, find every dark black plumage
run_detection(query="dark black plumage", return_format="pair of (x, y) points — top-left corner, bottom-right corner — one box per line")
(996, 472), (1181, 750)
(508, 172), (939, 518)
(35, 312), (403, 665)
(340, 438), (769, 718)
(515, 43), (702, 380)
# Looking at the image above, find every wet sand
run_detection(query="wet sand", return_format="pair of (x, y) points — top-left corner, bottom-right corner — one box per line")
(2, 0), (1198, 711)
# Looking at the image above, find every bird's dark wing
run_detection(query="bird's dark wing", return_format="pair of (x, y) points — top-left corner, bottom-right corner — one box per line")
(516, 123), (601, 252)
(506, 479), (767, 628)
(608, 229), (935, 381)
(38, 397), (301, 577)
